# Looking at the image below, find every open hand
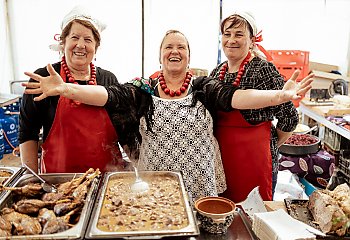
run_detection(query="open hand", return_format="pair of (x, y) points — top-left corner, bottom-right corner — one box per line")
(281, 70), (314, 102)
(23, 64), (66, 101)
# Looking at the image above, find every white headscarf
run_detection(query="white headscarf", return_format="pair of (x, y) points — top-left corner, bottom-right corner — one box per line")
(61, 5), (106, 34)
(227, 11), (272, 61)
(232, 11), (258, 36)
(49, 5), (106, 53)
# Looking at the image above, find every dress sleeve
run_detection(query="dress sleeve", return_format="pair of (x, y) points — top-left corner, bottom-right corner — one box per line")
(18, 64), (60, 143)
(256, 62), (298, 132)
(192, 76), (238, 112)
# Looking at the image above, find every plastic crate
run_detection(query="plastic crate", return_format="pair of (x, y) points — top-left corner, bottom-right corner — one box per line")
(299, 177), (318, 196)
(323, 127), (350, 152)
(268, 50), (309, 81)
(339, 150), (350, 184)
(323, 143), (340, 166)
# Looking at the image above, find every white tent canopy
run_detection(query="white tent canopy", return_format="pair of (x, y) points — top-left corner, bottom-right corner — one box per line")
(1, 0), (350, 93)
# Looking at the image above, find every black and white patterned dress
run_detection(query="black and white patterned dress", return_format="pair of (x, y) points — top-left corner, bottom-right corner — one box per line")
(105, 76), (238, 204)
(138, 94), (226, 204)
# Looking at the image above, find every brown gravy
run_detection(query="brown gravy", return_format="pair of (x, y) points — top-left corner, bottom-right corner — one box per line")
(97, 173), (189, 232)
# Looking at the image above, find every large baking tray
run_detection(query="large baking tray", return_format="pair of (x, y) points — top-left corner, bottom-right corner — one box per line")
(0, 166), (25, 200)
(85, 171), (200, 239)
(284, 198), (350, 239)
(0, 166), (24, 186)
(0, 172), (100, 239)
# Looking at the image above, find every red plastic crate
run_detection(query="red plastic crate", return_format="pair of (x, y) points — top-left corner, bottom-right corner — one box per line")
(268, 50), (310, 81)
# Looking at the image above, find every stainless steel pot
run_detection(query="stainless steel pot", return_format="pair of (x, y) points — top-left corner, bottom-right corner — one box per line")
(279, 134), (321, 155)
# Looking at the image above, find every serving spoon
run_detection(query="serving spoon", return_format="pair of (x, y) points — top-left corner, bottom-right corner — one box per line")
(130, 166), (150, 194)
(23, 163), (57, 193)
(118, 143), (150, 194)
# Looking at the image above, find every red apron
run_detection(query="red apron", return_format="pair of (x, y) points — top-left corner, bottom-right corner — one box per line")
(215, 110), (272, 202)
(41, 69), (121, 173)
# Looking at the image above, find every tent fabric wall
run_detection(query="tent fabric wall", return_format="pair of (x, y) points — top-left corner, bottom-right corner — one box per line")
(1, 0), (350, 94)
(0, 0), (14, 93)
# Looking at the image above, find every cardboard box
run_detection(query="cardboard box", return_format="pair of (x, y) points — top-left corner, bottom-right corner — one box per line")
(309, 61), (339, 73)
(311, 70), (349, 89)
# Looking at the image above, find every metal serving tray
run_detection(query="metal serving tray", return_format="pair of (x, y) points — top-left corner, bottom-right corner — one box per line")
(0, 173), (100, 239)
(0, 166), (25, 200)
(85, 171), (200, 239)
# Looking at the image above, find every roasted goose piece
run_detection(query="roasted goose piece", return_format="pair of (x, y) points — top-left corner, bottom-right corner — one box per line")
(72, 168), (101, 201)
(41, 191), (71, 202)
(328, 183), (350, 215)
(38, 208), (56, 225)
(57, 168), (95, 195)
(54, 200), (84, 216)
(0, 183), (43, 197)
(0, 229), (11, 237)
(2, 208), (42, 235)
(13, 199), (56, 214)
(309, 191), (348, 236)
(0, 216), (12, 237)
(39, 206), (81, 234)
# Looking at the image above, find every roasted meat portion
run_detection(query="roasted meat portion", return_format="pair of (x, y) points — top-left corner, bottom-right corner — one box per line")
(57, 168), (95, 194)
(0, 215), (12, 237)
(0, 168), (100, 236)
(54, 200), (83, 216)
(38, 208), (72, 234)
(0, 183), (43, 197)
(2, 208), (42, 235)
(13, 199), (56, 214)
(308, 183), (350, 236)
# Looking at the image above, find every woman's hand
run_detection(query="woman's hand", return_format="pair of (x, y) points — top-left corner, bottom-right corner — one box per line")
(280, 70), (314, 102)
(23, 64), (67, 101)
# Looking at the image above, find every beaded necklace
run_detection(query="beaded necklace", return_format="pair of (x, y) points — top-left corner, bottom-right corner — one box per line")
(218, 52), (251, 87)
(61, 56), (96, 85)
(158, 72), (192, 97)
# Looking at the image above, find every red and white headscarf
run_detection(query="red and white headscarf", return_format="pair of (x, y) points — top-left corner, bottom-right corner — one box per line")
(232, 11), (272, 61)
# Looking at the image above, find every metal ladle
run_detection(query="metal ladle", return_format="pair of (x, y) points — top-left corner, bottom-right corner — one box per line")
(23, 163), (57, 193)
(118, 143), (150, 194)
(130, 166), (149, 194)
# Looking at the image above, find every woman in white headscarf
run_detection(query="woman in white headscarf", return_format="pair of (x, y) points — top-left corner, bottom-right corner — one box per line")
(210, 11), (300, 202)
(19, 6), (125, 173)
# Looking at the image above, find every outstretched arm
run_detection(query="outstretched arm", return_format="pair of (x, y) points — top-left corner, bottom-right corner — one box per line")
(231, 70), (313, 109)
(23, 64), (108, 106)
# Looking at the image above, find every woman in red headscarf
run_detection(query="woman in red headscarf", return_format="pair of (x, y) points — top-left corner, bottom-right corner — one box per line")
(210, 11), (299, 203)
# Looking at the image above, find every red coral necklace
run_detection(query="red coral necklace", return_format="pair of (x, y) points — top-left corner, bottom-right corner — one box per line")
(158, 72), (192, 97)
(218, 52), (251, 87)
(61, 56), (96, 85)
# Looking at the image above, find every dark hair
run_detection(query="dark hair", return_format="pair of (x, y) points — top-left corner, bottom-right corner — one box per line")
(159, 30), (190, 63)
(220, 15), (253, 38)
(60, 19), (101, 51)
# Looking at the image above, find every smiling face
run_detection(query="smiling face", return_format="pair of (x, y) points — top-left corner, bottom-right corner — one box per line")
(221, 18), (254, 63)
(159, 31), (190, 75)
(62, 21), (97, 70)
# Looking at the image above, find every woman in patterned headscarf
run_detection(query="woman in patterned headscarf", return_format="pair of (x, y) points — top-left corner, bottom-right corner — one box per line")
(23, 29), (313, 204)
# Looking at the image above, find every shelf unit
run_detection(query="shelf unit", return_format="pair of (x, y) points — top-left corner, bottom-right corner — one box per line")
(299, 103), (350, 140)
